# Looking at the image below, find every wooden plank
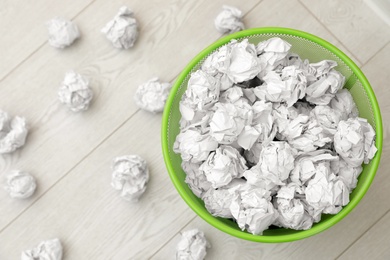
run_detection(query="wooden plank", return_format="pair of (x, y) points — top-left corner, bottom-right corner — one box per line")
(300, 0), (390, 64)
(338, 210), (390, 260)
(0, 0), (94, 80)
(365, 0), (390, 27)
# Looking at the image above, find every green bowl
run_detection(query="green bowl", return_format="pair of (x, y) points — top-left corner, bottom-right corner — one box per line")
(161, 27), (383, 243)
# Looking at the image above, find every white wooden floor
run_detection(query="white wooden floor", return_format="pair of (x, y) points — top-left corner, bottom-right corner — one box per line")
(0, 0), (389, 259)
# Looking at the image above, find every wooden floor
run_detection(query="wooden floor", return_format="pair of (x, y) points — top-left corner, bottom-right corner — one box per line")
(0, 0), (389, 259)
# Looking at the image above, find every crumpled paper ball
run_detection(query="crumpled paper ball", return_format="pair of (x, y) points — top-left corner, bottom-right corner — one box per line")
(272, 103), (309, 141)
(274, 183), (314, 230)
(245, 100), (276, 149)
(46, 17), (80, 48)
(182, 161), (211, 198)
(21, 238), (63, 260)
(101, 6), (138, 49)
(290, 150), (338, 185)
(214, 5), (245, 34)
(173, 128), (218, 163)
(134, 77), (171, 113)
(230, 186), (278, 235)
(305, 162), (349, 214)
(58, 71), (93, 112)
(209, 100), (253, 144)
(223, 39), (261, 83)
(254, 66), (306, 107)
(330, 89), (359, 120)
(199, 145), (247, 188)
(201, 44), (234, 91)
(332, 158), (362, 190)
(202, 179), (246, 218)
(244, 141), (295, 190)
(5, 170), (37, 199)
(256, 37), (292, 79)
(111, 155), (149, 202)
(0, 110), (28, 154)
(306, 64), (345, 105)
(180, 70), (221, 122)
(176, 229), (210, 260)
(219, 85), (243, 104)
(287, 117), (333, 154)
(334, 117), (377, 167)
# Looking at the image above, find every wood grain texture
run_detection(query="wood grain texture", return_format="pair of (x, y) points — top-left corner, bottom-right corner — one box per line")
(300, 0), (390, 64)
(245, 0), (362, 66)
(0, 111), (197, 259)
(0, 0), (95, 80)
(338, 210), (390, 260)
(0, 0), (259, 232)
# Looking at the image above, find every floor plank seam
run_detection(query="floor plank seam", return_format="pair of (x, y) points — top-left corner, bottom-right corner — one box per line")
(297, 0), (364, 65)
(148, 215), (197, 259)
(0, 109), (140, 234)
(335, 208), (390, 259)
(361, 40), (390, 67)
(0, 0), (97, 85)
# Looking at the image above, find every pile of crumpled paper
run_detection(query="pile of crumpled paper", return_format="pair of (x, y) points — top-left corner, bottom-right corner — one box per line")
(174, 37), (377, 235)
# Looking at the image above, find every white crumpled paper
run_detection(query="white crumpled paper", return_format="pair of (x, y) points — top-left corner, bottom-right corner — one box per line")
(244, 141), (295, 190)
(199, 145), (247, 188)
(180, 70), (220, 122)
(288, 118), (332, 154)
(226, 40), (261, 83)
(183, 161), (211, 198)
(290, 150), (338, 185)
(274, 183), (314, 230)
(209, 100), (253, 144)
(201, 45), (234, 91)
(310, 105), (342, 137)
(254, 66), (306, 107)
(101, 6), (138, 49)
(334, 117), (377, 167)
(58, 71), (93, 112)
(219, 85), (243, 104)
(305, 162), (349, 214)
(5, 170), (36, 199)
(305, 61), (345, 105)
(214, 5), (245, 34)
(174, 37), (378, 234)
(202, 178), (246, 218)
(272, 103), (309, 141)
(332, 158), (362, 191)
(176, 229), (210, 260)
(230, 186), (278, 235)
(0, 110), (28, 154)
(256, 37), (291, 79)
(134, 77), (171, 113)
(174, 128), (218, 163)
(244, 100), (275, 149)
(46, 17), (80, 48)
(330, 89), (359, 120)
(21, 238), (62, 260)
(111, 155), (149, 202)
